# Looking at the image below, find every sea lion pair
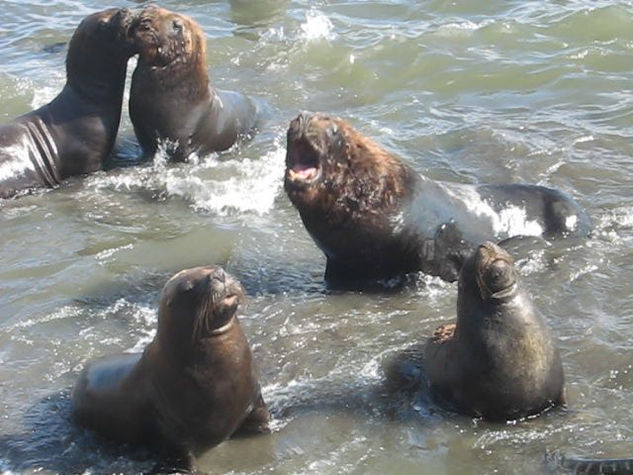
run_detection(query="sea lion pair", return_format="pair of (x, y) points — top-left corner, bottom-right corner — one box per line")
(284, 112), (592, 286)
(72, 266), (269, 471)
(0, 6), (258, 199)
(284, 113), (570, 419)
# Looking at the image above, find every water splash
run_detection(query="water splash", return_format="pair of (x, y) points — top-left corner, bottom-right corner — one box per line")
(30, 72), (64, 109)
(300, 9), (335, 42)
(87, 136), (286, 216)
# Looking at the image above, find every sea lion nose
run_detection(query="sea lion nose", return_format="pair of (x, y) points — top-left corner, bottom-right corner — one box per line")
(211, 267), (226, 284)
(289, 112), (310, 138)
(298, 111), (314, 130)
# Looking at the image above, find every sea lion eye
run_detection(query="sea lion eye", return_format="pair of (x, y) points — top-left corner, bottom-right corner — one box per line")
(172, 20), (183, 33)
(137, 19), (152, 32)
(97, 19), (109, 30)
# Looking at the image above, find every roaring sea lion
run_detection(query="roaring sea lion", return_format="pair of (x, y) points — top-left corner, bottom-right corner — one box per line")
(423, 242), (565, 421)
(129, 6), (260, 162)
(284, 112), (592, 286)
(71, 266), (269, 470)
(0, 8), (137, 199)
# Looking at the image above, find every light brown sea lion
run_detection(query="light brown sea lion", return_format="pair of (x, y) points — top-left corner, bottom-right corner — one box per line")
(423, 242), (565, 421)
(284, 112), (592, 288)
(71, 266), (269, 470)
(0, 8), (137, 199)
(128, 6), (261, 162)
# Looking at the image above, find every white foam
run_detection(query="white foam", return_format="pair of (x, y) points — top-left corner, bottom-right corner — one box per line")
(417, 273), (453, 299)
(88, 137), (286, 216)
(436, 19), (492, 37)
(0, 460), (17, 475)
(170, 141), (286, 215)
(497, 206), (544, 236)
(595, 207), (633, 242)
(565, 214), (578, 231)
(95, 244), (134, 261)
(8, 305), (83, 331)
(442, 184), (544, 237)
(516, 249), (547, 275)
(569, 264), (599, 283)
(122, 299), (157, 353)
(30, 72), (64, 109)
(300, 10), (335, 41)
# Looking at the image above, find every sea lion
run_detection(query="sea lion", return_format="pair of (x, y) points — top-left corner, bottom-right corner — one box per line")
(284, 112), (592, 286)
(0, 8), (137, 199)
(129, 6), (260, 162)
(71, 266), (269, 470)
(423, 242), (565, 421)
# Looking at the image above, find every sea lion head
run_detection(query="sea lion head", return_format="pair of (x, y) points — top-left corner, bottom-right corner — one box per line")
(157, 266), (245, 352)
(284, 112), (416, 224)
(68, 8), (137, 63)
(130, 6), (206, 71)
(459, 241), (519, 309)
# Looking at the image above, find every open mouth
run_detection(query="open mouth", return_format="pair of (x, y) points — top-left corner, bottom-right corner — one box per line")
(285, 138), (322, 186)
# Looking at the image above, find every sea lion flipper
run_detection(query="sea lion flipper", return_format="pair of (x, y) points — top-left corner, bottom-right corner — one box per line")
(383, 343), (426, 391)
(232, 393), (271, 437)
(149, 449), (195, 474)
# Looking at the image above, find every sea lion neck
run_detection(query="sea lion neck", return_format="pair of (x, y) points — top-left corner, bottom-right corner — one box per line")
(64, 10), (135, 106)
(134, 53), (210, 100)
(65, 56), (129, 106)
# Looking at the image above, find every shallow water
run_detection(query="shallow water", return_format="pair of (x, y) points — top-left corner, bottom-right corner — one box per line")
(0, 0), (632, 473)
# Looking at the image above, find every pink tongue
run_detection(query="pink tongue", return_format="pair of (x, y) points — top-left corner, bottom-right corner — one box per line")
(292, 166), (318, 180)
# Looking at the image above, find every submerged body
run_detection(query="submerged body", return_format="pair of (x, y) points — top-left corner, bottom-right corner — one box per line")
(423, 242), (565, 420)
(284, 112), (591, 286)
(0, 8), (136, 199)
(129, 6), (260, 162)
(72, 266), (269, 469)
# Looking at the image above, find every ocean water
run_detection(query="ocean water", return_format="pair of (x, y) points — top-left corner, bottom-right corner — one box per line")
(0, 0), (632, 473)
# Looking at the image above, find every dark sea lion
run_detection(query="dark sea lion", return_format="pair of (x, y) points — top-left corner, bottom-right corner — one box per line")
(284, 112), (592, 286)
(423, 242), (565, 421)
(129, 6), (260, 162)
(0, 8), (137, 199)
(71, 266), (269, 470)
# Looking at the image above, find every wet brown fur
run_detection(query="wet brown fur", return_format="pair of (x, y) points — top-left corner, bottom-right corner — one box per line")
(132, 7), (208, 95)
(286, 115), (417, 227)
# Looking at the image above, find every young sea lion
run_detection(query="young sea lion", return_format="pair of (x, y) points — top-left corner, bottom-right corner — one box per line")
(284, 112), (592, 286)
(72, 266), (269, 470)
(129, 6), (260, 162)
(423, 242), (565, 421)
(0, 8), (137, 199)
